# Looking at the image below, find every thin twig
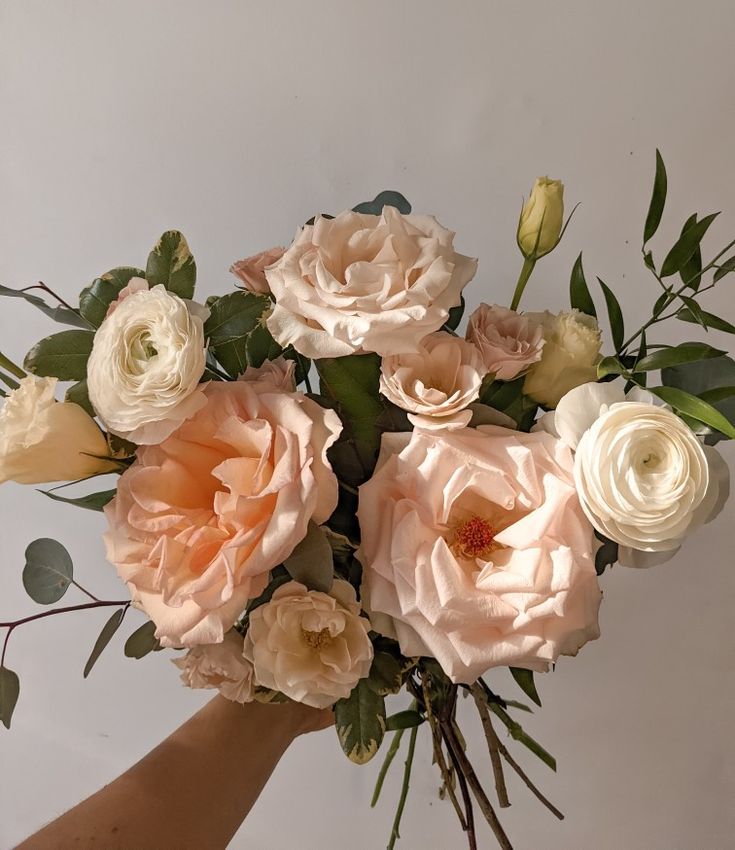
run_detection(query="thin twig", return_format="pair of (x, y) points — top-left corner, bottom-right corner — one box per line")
(495, 739), (564, 821)
(443, 722), (478, 850)
(0, 599), (129, 630)
(387, 723), (418, 850)
(469, 683), (510, 808)
(371, 729), (405, 808)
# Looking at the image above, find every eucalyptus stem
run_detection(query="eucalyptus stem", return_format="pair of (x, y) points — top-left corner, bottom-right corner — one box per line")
(0, 351), (25, 380)
(509, 257), (536, 312)
(387, 723), (418, 850)
(371, 728), (405, 807)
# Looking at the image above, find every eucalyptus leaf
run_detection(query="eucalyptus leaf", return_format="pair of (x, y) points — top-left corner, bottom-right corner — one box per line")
(334, 678), (386, 764)
(145, 231), (196, 299)
(83, 607), (126, 678)
(386, 710), (424, 731)
(509, 667), (542, 707)
(124, 620), (162, 659)
(634, 343), (726, 373)
(23, 538), (74, 604)
(597, 278), (625, 351)
(352, 190), (411, 216)
(0, 667), (20, 729)
(78, 267), (146, 327)
(204, 291), (270, 377)
(24, 329), (95, 380)
(38, 488), (116, 512)
(0, 283), (89, 328)
(660, 213), (719, 278)
(677, 307), (735, 335)
(569, 253), (596, 317)
(643, 149), (667, 244)
(283, 522), (334, 593)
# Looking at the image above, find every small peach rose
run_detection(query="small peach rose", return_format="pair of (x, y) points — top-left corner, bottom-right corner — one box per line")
(466, 304), (544, 381)
(238, 356), (296, 392)
(243, 580), (374, 709)
(230, 247), (285, 294)
(358, 427), (602, 683)
(379, 331), (486, 430)
(173, 629), (255, 703)
(104, 380), (342, 647)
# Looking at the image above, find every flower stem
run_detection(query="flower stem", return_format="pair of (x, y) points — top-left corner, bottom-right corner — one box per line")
(0, 351), (25, 380)
(387, 723), (418, 850)
(509, 257), (536, 312)
(371, 728), (405, 807)
(469, 683), (510, 808)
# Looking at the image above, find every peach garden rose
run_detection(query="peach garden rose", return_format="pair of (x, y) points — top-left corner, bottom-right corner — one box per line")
(104, 380), (342, 647)
(173, 629), (256, 704)
(465, 303), (545, 381)
(358, 426), (602, 683)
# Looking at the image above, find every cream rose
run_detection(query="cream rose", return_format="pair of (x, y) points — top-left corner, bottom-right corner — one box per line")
(173, 629), (255, 703)
(466, 304), (545, 380)
(379, 332), (486, 430)
(358, 427), (601, 683)
(517, 177), (564, 258)
(87, 283), (209, 445)
(549, 382), (730, 566)
(523, 310), (601, 407)
(265, 206), (477, 358)
(0, 376), (115, 484)
(243, 580), (373, 709)
(230, 247), (285, 295)
(104, 380), (342, 647)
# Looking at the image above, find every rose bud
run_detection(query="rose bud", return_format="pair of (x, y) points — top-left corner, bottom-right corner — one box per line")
(517, 177), (564, 259)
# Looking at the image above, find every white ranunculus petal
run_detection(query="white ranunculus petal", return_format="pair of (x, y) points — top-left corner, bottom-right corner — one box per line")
(554, 381), (625, 450)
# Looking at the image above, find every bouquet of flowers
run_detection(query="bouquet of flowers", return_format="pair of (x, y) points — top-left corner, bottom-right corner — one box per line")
(1, 154), (732, 849)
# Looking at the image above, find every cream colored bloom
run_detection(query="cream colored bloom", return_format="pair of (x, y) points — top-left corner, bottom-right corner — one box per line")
(466, 304), (544, 380)
(243, 580), (373, 709)
(87, 284), (209, 445)
(517, 177), (564, 258)
(265, 206), (477, 358)
(523, 310), (601, 407)
(0, 375), (114, 484)
(173, 629), (255, 703)
(549, 382), (730, 566)
(379, 332), (486, 430)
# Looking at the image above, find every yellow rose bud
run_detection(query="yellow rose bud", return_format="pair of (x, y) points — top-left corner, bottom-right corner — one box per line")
(0, 376), (115, 485)
(517, 177), (565, 258)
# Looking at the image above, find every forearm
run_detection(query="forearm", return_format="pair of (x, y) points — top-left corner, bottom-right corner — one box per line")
(18, 696), (326, 850)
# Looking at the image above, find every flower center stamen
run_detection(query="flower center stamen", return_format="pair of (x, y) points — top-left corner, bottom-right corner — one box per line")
(302, 626), (333, 650)
(451, 516), (497, 560)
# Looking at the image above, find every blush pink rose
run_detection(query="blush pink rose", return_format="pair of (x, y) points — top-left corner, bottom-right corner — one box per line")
(358, 427), (601, 683)
(466, 303), (544, 381)
(104, 380), (342, 647)
(230, 247), (286, 294)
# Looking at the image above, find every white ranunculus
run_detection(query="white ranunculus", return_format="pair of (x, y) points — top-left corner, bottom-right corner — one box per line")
(243, 580), (373, 709)
(0, 375), (115, 484)
(173, 629), (255, 704)
(523, 310), (602, 407)
(550, 382), (730, 566)
(87, 283), (209, 445)
(379, 331), (486, 430)
(265, 206), (477, 358)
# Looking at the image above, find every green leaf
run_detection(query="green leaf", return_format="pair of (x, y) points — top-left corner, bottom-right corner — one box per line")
(713, 254), (735, 283)
(78, 267), (146, 327)
(334, 678), (386, 764)
(443, 296), (465, 332)
(0, 283), (89, 328)
(23, 538), (73, 604)
(634, 343), (726, 373)
(244, 570), (292, 617)
(352, 190), (411, 216)
(245, 322), (283, 368)
(643, 149), (667, 244)
(145, 231), (196, 298)
(678, 215), (703, 290)
(594, 532), (619, 576)
(204, 291), (270, 377)
(677, 307), (735, 335)
(38, 488), (116, 512)
(650, 386), (735, 439)
(699, 386), (735, 404)
(509, 667), (542, 707)
(124, 621), (162, 659)
(386, 710), (424, 731)
(660, 213), (719, 278)
(597, 278), (625, 351)
(0, 667), (20, 729)
(652, 290), (673, 317)
(316, 355), (384, 484)
(23, 329), (95, 380)
(65, 378), (95, 416)
(596, 356), (628, 379)
(282, 522), (334, 593)
(368, 651), (405, 697)
(569, 253), (596, 317)
(83, 607), (126, 678)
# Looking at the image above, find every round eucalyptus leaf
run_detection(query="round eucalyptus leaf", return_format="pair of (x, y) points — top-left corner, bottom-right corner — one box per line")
(23, 538), (74, 605)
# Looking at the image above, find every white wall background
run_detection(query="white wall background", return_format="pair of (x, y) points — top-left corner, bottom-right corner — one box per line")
(1, 2), (734, 848)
